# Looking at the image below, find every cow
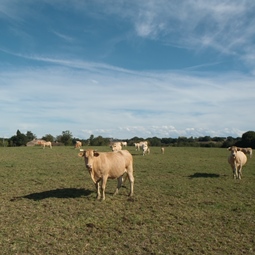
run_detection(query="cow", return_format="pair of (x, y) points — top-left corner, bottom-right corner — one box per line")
(134, 143), (140, 151)
(78, 149), (134, 200)
(75, 141), (82, 149)
(110, 142), (122, 151)
(121, 141), (127, 147)
(228, 146), (247, 180)
(161, 147), (165, 154)
(134, 141), (148, 151)
(42, 141), (52, 149)
(238, 147), (252, 158)
(141, 143), (150, 156)
(35, 139), (46, 145)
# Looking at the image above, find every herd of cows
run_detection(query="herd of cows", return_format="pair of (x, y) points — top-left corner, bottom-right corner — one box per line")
(28, 139), (252, 200)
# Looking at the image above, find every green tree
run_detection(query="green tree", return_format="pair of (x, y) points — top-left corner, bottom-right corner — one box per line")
(237, 131), (255, 148)
(42, 134), (54, 142)
(26, 131), (36, 141)
(9, 130), (28, 146)
(59, 130), (73, 146)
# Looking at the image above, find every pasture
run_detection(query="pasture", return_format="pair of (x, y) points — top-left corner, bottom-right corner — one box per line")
(0, 146), (254, 254)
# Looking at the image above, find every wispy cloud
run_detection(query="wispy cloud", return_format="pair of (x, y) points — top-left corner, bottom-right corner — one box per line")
(1, 0), (255, 139)
(1, 55), (254, 138)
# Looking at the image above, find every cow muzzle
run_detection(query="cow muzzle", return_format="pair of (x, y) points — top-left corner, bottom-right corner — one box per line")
(86, 164), (92, 170)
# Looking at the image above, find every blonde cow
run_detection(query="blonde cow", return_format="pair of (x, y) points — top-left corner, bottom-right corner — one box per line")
(121, 141), (127, 147)
(238, 147), (252, 158)
(75, 141), (82, 149)
(42, 141), (52, 149)
(228, 146), (247, 180)
(161, 147), (165, 154)
(134, 141), (148, 151)
(141, 143), (150, 156)
(78, 149), (134, 200)
(134, 143), (140, 151)
(110, 142), (122, 152)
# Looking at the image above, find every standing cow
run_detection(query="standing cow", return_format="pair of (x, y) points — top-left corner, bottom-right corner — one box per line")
(78, 149), (134, 200)
(228, 146), (247, 179)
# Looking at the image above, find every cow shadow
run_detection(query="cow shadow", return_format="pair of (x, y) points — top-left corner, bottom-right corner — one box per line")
(188, 172), (220, 179)
(11, 188), (93, 201)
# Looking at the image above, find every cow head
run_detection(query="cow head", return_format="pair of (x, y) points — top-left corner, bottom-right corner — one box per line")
(228, 146), (239, 158)
(78, 149), (99, 170)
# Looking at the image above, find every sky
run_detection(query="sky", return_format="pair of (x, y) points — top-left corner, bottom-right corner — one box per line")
(1, 0), (255, 140)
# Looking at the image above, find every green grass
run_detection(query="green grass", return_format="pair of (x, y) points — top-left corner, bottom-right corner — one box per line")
(0, 146), (254, 254)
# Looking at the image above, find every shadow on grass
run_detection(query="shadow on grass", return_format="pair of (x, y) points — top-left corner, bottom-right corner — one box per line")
(11, 188), (93, 201)
(188, 172), (220, 178)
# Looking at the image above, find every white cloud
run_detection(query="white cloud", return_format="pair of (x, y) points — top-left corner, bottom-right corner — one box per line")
(1, 56), (254, 139)
(1, 0), (255, 139)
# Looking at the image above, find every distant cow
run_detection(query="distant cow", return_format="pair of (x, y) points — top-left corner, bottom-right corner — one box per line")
(75, 141), (82, 149)
(228, 146), (247, 179)
(134, 141), (148, 151)
(35, 139), (46, 145)
(134, 143), (140, 151)
(42, 141), (52, 149)
(121, 141), (127, 147)
(110, 142), (122, 151)
(238, 147), (252, 158)
(161, 147), (165, 154)
(78, 149), (134, 200)
(141, 143), (150, 156)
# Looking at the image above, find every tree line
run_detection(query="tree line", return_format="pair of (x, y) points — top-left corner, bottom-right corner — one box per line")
(1, 130), (255, 149)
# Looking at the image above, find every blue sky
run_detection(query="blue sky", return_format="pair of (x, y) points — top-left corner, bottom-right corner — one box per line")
(1, 0), (255, 139)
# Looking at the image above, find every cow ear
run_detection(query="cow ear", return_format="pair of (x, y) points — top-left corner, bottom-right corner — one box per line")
(78, 151), (85, 157)
(93, 151), (100, 157)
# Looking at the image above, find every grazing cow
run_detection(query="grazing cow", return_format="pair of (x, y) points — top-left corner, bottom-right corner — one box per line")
(78, 149), (134, 200)
(110, 142), (122, 151)
(75, 141), (82, 149)
(42, 141), (52, 149)
(238, 147), (252, 158)
(228, 146), (247, 179)
(161, 147), (165, 154)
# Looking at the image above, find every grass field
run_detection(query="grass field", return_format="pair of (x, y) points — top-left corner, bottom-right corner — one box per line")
(0, 146), (254, 254)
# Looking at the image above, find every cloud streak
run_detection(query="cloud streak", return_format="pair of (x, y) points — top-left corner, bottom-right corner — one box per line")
(1, 55), (254, 138)
(1, 0), (255, 139)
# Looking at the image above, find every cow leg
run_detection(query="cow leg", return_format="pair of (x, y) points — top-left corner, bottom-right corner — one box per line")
(232, 165), (237, 179)
(238, 165), (242, 180)
(101, 176), (108, 201)
(127, 172), (134, 197)
(113, 176), (123, 196)
(95, 181), (101, 200)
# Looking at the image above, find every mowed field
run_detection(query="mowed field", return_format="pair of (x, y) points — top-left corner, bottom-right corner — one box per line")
(0, 146), (254, 255)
